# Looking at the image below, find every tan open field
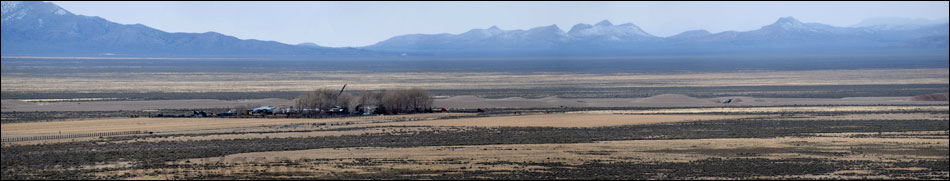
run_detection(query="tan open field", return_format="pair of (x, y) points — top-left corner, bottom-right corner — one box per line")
(1, 98), (294, 112)
(3, 68), (947, 93)
(5, 106), (947, 179)
(121, 127), (450, 144)
(435, 94), (948, 108)
(142, 136), (946, 180)
(0, 113), (475, 138)
(189, 137), (949, 165)
(0, 113), (752, 145)
(573, 105), (950, 114)
(12, 112), (943, 145)
(786, 113), (949, 121)
(368, 113), (757, 128)
(4, 94), (946, 112)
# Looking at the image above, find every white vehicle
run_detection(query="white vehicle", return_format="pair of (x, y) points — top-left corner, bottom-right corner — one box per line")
(251, 106), (276, 114)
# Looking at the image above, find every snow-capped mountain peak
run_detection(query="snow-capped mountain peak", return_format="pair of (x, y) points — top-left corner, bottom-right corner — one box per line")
(567, 20), (655, 40)
(569, 23), (594, 33)
(668, 29), (711, 39)
(3, 1), (73, 23)
(2, 1), (22, 15)
(528, 24), (564, 34)
(766, 16), (807, 30)
(459, 25), (506, 38)
(488, 25), (501, 31)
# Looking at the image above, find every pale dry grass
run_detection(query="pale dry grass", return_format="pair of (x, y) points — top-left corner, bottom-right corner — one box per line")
(17, 98), (124, 103)
(123, 127), (453, 143)
(6, 95), (944, 112)
(366, 113), (757, 128)
(786, 113), (949, 121)
(573, 106), (950, 114)
(166, 136), (946, 178)
(3, 68), (946, 93)
(810, 131), (948, 138)
(1, 98), (294, 112)
(0, 113), (475, 138)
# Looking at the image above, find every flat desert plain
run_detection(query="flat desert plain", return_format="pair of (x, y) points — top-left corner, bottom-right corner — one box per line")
(3, 101), (948, 179)
(2, 65), (948, 179)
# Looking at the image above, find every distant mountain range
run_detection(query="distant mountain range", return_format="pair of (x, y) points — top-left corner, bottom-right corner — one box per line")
(2, 1), (948, 58)
(1, 1), (373, 57)
(367, 17), (949, 56)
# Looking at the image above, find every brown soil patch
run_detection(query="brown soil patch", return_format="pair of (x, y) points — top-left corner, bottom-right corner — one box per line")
(910, 93), (950, 101)
(634, 94), (709, 104)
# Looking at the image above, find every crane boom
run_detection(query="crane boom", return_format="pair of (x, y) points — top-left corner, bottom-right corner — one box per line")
(337, 84), (347, 97)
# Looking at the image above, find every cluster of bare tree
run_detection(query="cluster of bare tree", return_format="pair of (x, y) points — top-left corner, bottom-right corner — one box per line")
(380, 88), (434, 114)
(295, 87), (433, 114)
(295, 88), (352, 112)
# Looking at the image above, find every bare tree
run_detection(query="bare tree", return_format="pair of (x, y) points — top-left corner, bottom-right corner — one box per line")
(406, 87), (434, 112)
(381, 87), (433, 114)
(296, 88), (352, 113)
(297, 87), (431, 115)
(351, 90), (384, 112)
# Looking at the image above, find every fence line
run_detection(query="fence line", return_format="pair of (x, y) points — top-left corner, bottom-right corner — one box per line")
(2, 130), (147, 143)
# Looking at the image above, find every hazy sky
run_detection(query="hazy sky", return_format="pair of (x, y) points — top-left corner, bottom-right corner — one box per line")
(52, 1), (949, 47)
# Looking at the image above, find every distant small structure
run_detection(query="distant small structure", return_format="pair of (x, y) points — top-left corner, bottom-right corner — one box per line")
(251, 106), (276, 114)
(192, 111), (208, 118)
(721, 99), (733, 104)
(216, 110), (236, 117)
(362, 105), (379, 115)
(326, 106), (348, 115)
(278, 107), (297, 114)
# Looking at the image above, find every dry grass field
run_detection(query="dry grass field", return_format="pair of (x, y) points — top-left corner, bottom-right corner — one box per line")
(3, 104), (948, 179)
(574, 105), (950, 114)
(157, 136), (945, 180)
(2, 66), (948, 179)
(1, 99), (294, 112)
(3, 69), (946, 93)
(369, 113), (756, 128)
(2, 21), (948, 179)
(1, 113), (475, 141)
(5, 94), (946, 113)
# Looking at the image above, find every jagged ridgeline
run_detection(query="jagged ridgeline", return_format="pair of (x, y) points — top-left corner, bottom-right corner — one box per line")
(2, 1), (947, 58)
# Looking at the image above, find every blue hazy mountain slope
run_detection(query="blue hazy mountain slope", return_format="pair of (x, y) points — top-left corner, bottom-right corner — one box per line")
(366, 17), (949, 57)
(1, 1), (375, 57)
(2, 1), (947, 58)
